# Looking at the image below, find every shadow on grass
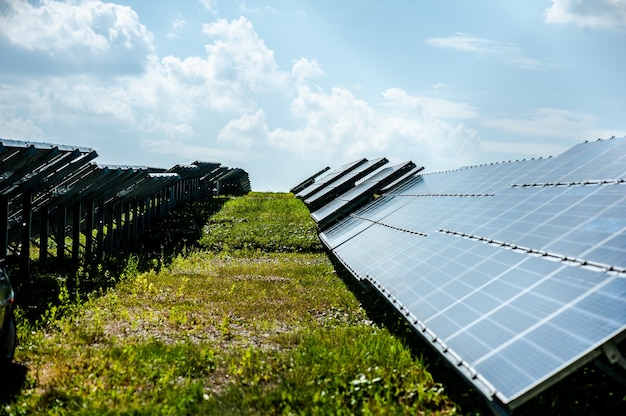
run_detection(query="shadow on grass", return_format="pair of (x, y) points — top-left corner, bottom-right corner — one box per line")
(138, 196), (231, 271)
(2, 198), (232, 407)
(12, 197), (231, 323)
(328, 253), (626, 416)
(0, 363), (29, 407)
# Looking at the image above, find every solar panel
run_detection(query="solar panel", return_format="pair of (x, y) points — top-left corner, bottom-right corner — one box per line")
(295, 158), (368, 200)
(307, 136), (626, 411)
(311, 161), (420, 229)
(304, 157), (389, 211)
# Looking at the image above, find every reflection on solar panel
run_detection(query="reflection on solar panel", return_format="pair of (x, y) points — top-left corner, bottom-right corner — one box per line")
(297, 137), (626, 412)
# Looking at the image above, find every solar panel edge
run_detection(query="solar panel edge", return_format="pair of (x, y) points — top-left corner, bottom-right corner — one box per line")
(319, 218), (376, 253)
(497, 330), (626, 409)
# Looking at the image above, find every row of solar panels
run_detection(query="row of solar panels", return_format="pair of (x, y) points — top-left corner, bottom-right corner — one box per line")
(1, 138), (250, 275)
(294, 137), (626, 413)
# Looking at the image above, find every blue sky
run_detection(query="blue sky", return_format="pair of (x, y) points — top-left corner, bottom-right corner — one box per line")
(1, 0), (625, 191)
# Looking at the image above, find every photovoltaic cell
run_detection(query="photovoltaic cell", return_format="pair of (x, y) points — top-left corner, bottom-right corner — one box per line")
(308, 137), (626, 410)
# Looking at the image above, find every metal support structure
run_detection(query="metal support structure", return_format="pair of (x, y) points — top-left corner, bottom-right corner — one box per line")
(142, 199), (150, 234)
(130, 200), (139, 251)
(0, 194), (8, 258)
(72, 201), (81, 268)
(39, 206), (49, 268)
(19, 190), (32, 278)
(95, 199), (105, 262)
(602, 342), (626, 371)
(123, 203), (131, 252)
(110, 203), (120, 253)
(56, 203), (66, 267)
(1, 138), (250, 277)
(85, 199), (94, 263)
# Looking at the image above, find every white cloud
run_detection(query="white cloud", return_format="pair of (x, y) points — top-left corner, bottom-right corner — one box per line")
(0, 4), (481, 173)
(480, 140), (569, 160)
(157, 16), (291, 114)
(382, 88), (479, 120)
(202, 17), (289, 92)
(47, 77), (137, 122)
(425, 33), (544, 69)
(0, 117), (45, 140)
(544, 0), (626, 29)
(161, 54), (250, 113)
(0, 13), (295, 158)
(146, 140), (250, 163)
(142, 115), (197, 140)
(265, 85), (481, 168)
(0, 75), (140, 131)
(482, 108), (626, 141)
(218, 110), (269, 148)
(199, 0), (218, 14)
(269, 86), (378, 155)
(166, 16), (188, 40)
(0, 0), (154, 74)
(292, 58), (323, 83)
(239, 2), (279, 15)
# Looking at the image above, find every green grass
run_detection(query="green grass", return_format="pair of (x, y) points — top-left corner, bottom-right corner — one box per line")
(2, 193), (457, 415)
(200, 192), (322, 253)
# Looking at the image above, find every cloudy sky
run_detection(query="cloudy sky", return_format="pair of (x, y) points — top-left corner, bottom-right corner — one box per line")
(1, 0), (625, 190)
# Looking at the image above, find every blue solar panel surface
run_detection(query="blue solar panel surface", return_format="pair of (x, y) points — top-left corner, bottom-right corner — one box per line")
(318, 138), (626, 406)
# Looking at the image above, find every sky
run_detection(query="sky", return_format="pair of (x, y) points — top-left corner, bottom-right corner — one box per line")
(1, 1), (625, 191)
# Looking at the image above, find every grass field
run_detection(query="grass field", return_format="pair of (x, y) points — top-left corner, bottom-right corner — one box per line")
(1, 193), (459, 415)
(3, 192), (624, 415)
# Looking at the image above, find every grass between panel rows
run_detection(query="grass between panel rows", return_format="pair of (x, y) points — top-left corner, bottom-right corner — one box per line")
(2, 193), (458, 415)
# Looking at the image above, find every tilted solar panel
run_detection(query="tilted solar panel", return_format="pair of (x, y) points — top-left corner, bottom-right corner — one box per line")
(295, 158), (367, 200)
(304, 157), (389, 211)
(312, 137), (626, 410)
(311, 162), (420, 229)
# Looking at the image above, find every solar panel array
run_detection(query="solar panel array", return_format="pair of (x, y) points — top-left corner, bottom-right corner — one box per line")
(1, 138), (250, 275)
(296, 137), (626, 411)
